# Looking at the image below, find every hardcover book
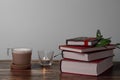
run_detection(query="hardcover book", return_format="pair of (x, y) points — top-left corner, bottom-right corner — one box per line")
(61, 56), (113, 76)
(66, 37), (98, 46)
(62, 49), (114, 61)
(59, 44), (116, 53)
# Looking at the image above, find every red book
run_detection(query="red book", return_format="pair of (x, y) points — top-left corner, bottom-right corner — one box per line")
(61, 56), (113, 76)
(66, 37), (98, 46)
(62, 49), (114, 61)
(59, 44), (116, 53)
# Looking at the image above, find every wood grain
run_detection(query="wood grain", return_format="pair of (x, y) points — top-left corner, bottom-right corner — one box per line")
(0, 61), (120, 80)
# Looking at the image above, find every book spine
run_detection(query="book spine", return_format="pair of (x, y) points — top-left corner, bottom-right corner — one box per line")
(61, 50), (64, 58)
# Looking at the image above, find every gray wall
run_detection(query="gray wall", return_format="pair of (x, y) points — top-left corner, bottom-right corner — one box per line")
(0, 0), (120, 61)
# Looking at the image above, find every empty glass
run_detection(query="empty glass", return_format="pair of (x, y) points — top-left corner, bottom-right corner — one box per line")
(38, 50), (54, 66)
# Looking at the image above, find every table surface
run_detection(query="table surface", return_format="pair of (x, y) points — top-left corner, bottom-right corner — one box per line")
(0, 61), (120, 80)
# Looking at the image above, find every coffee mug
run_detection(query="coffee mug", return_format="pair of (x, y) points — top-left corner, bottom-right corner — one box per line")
(7, 48), (32, 65)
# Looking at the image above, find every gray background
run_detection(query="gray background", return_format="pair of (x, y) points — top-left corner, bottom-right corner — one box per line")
(0, 0), (120, 61)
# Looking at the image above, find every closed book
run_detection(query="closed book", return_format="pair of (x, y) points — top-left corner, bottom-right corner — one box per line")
(62, 49), (114, 61)
(59, 44), (116, 53)
(66, 37), (98, 46)
(61, 56), (113, 76)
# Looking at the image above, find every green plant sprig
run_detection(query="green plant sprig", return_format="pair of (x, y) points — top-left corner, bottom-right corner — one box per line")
(95, 29), (120, 49)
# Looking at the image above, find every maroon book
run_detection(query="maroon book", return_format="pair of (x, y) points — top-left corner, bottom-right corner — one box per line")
(66, 37), (98, 46)
(62, 49), (114, 61)
(59, 44), (116, 53)
(60, 56), (113, 76)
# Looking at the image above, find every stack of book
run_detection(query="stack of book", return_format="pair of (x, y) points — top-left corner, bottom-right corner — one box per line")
(59, 37), (116, 76)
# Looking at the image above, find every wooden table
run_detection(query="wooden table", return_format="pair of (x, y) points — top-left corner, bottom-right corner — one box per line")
(0, 61), (120, 80)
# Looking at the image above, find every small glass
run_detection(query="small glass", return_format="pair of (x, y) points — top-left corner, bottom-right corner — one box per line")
(38, 50), (54, 66)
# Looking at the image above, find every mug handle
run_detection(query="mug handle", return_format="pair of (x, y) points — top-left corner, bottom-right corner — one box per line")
(7, 48), (12, 56)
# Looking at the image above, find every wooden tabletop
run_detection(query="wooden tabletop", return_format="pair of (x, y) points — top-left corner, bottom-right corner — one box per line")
(0, 61), (120, 80)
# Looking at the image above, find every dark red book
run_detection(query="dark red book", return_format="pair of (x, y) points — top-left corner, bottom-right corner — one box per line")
(59, 44), (116, 53)
(61, 56), (113, 76)
(62, 49), (114, 61)
(66, 37), (98, 46)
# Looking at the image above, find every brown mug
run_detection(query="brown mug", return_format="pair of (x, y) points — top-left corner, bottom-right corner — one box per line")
(7, 48), (32, 65)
